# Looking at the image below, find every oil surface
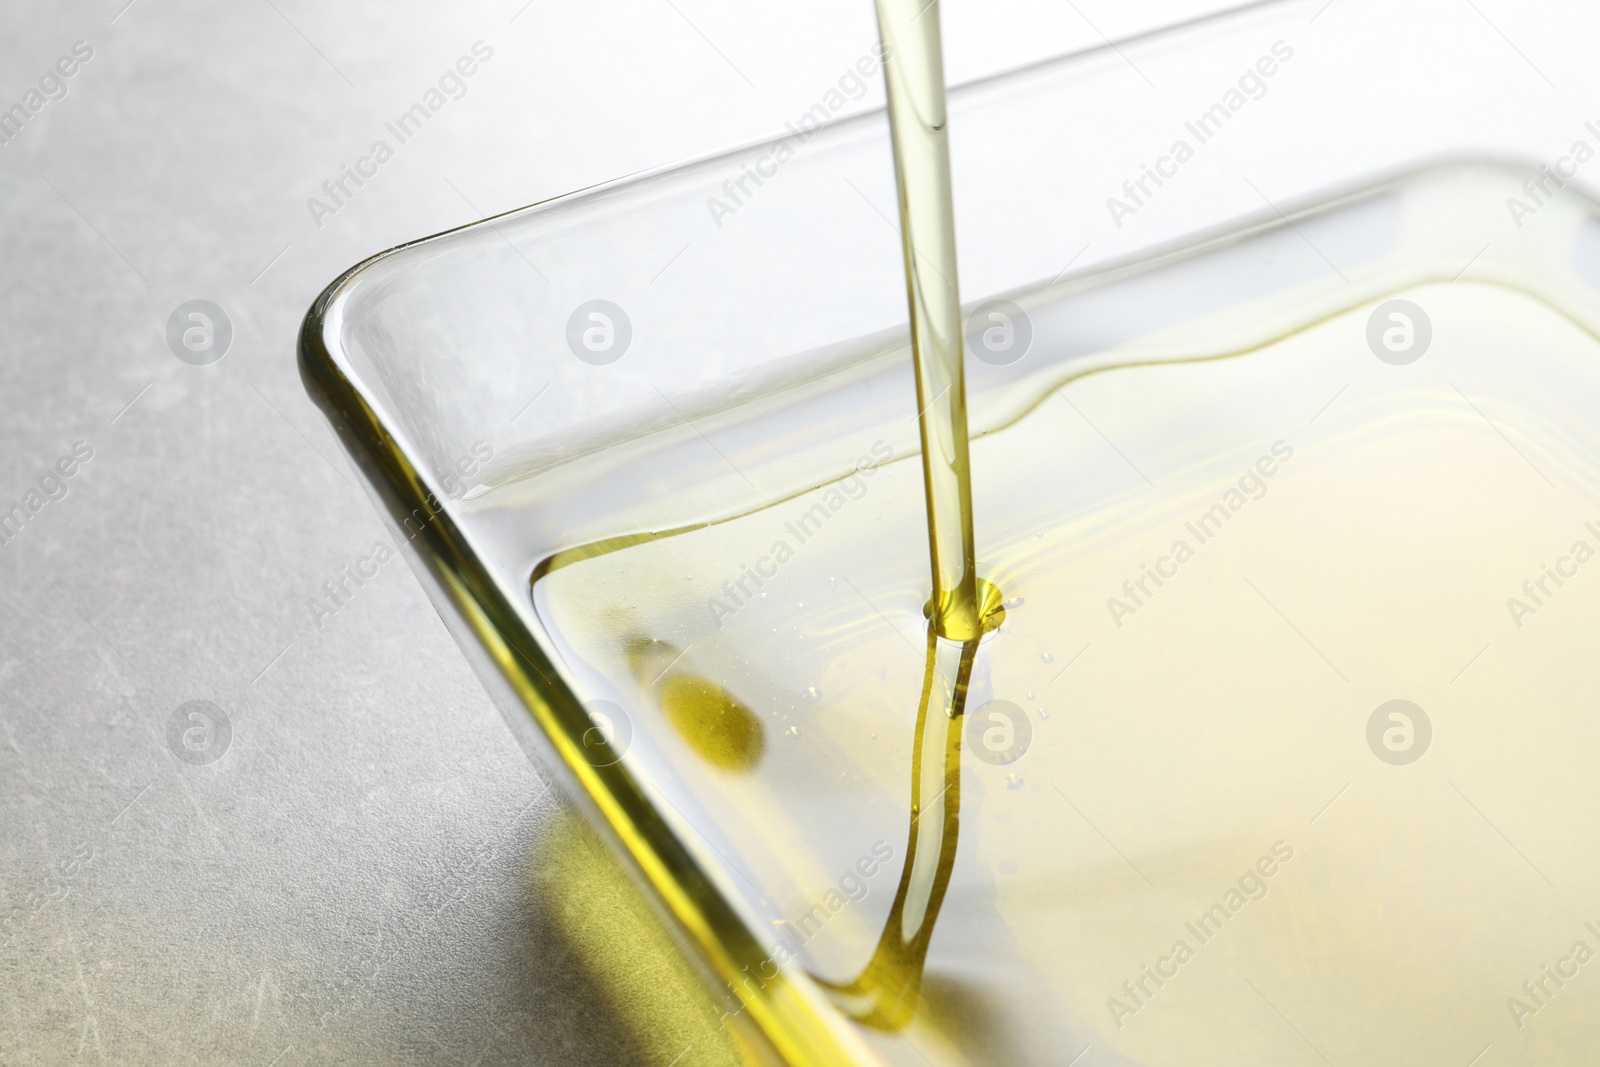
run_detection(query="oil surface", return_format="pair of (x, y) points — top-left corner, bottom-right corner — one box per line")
(533, 280), (1600, 1065)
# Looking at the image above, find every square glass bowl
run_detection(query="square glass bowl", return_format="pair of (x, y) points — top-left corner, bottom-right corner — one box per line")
(301, 2), (1600, 1063)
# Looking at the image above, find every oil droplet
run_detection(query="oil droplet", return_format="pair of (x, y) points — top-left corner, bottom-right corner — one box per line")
(1038, 709), (1049, 720)
(804, 686), (822, 703)
(1040, 652), (1054, 664)
(1025, 692), (1035, 701)
(1003, 596), (1026, 610)
(657, 673), (765, 772)
(1005, 773), (1024, 790)
(786, 726), (801, 738)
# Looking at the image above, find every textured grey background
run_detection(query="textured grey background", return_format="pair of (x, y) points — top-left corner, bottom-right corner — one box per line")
(0, 1), (1166, 1063)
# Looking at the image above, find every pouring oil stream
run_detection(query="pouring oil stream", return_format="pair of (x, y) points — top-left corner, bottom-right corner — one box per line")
(814, 0), (1004, 1029)
(874, 0), (984, 643)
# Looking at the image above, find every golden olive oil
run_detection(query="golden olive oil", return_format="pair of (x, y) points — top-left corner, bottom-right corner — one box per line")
(532, 279), (1600, 1065)
(515, 7), (1600, 1063)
